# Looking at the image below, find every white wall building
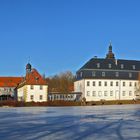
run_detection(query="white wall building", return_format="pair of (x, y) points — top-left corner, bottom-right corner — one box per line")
(74, 43), (140, 102)
(0, 77), (22, 101)
(17, 63), (48, 102)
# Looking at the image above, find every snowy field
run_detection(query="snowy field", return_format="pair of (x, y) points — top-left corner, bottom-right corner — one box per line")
(0, 105), (140, 140)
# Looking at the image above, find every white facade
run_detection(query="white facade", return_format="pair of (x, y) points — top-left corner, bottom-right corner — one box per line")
(74, 79), (138, 101)
(17, 85), (48, 102)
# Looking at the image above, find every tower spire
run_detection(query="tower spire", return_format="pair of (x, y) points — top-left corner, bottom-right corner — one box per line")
(26, 57), (32, 74)
(109, 42), (112, 52)
(106, 42), (115, 59)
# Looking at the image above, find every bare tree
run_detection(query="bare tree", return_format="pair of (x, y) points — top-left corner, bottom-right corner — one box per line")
(48, 71), (74, 93)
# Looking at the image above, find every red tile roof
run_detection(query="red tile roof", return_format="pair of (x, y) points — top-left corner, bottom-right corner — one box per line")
(17, 69), (47, 88)
(0, 77), (22, 87)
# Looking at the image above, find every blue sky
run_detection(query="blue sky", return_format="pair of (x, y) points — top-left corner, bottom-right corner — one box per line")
(0, 0), (140, 77)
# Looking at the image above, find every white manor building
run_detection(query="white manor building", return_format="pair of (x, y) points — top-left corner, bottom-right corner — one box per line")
(17, 63), (48, 102)
(74, 43), (140, 102)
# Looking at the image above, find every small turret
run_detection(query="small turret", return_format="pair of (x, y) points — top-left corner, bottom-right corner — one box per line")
(26, 63), (32, 74)
(106, 42), (115, 59)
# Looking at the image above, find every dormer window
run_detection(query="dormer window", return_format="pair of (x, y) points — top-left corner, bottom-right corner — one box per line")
(129, 73), (132, 78)
(132, 65), (136, 70)
(92, 71), (96, 77)
(115, 72), (119, 77)
(102, 72), (105, 77)
(121, 64), (124, 69)
(97, 63), (100, 68)
(35, 77), (39, 82)
(108, 64), (112, 68)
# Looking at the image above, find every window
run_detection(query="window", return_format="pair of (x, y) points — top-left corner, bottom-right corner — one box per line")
(40, 85), (43, 90)
(104, 91), (108, 96)
(99, 81), (101, 86)
(56, 95), (59, 100)
(93, 81), (96, 86)
(135, 82), (137, 87)
(115, 72), (119, 77)
(30, 85), (34, 90)
(80, 72), (83, 77)
(104, 81), (107, 86)
(40, 95), (43, 100)
(108, 64), (112, 68)
(92, 91), (96, 96)
(60, 95), (63, 99)
(132, 65), (136, 70)
(129, 73), (132, 78)
(129, 82), (132, 87)
(87, 91), (90, 96)
(116, 82), (119, 86)
(98, 91), (102, 97)
(71, 95), (74, 98)
(97, 63), (100, 68)
(129, 91), (132, 96)
(92, 71), (96, 77)
(102, 72), (105, 77)
(30, 95), (34, 100)
(123, 82), (125, 87)
(122, 91), (126, 96)
(110, 91), (113, 96)
(121, 64), (124, 69)
(110, 81), (113, 86)
(87, 81), (90, 86)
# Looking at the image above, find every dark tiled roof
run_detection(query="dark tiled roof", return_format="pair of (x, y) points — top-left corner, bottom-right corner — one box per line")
(76, 58), (140, 81)
(80, 58), (140, 71)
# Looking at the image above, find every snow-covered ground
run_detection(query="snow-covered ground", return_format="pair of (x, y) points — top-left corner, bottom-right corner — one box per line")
(0, 105), (140, 140)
